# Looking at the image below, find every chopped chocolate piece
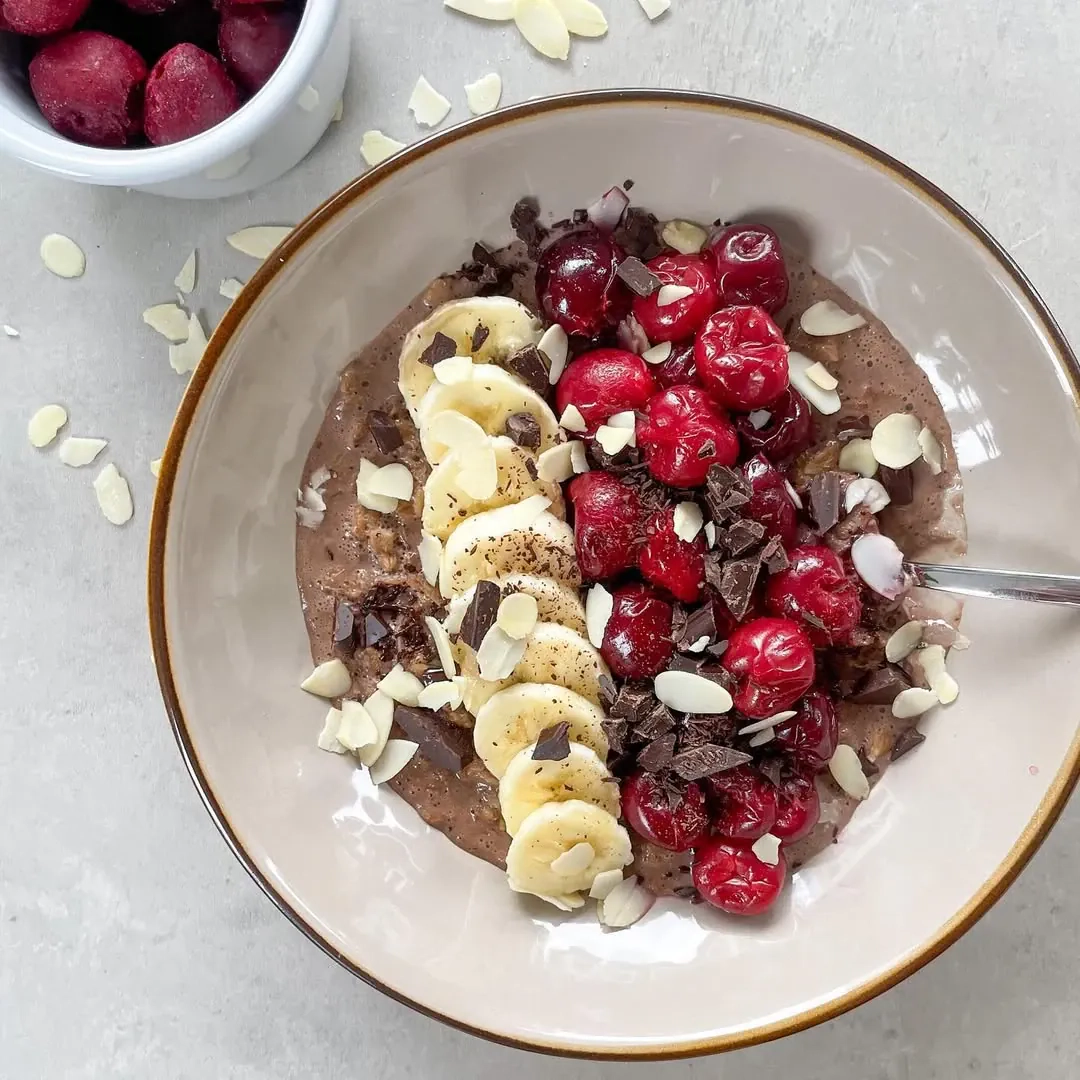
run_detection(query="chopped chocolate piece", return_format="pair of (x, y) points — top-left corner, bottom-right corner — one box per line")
(634, 701), (676, 740)
(808, 471), (843, 532)
(505, 344), (549, 398)
(667, 653), (704, 674)
(586, 441), (642, 473)
(611, 684), (655, 723)
(857, 747), (881, 779)
(510, 196), (546, 255)
(848, 664), (912, 704)
(504, 411), (541, 449)
(723, 518), (766, 556)
(706, 639), (729, 658)
(459, 579), (500, 652)
(613, 206), (663, 262)
(673, 886), (699, 900)
(677, 716), (718, 750)
(824, 503), (877, 555)
(758, 757), (784, 788)
(471, 323), (490, 351)
(677, 604), (716, 650)
(659, 773), (689, 809)
(623, 178), (635, 191)
(419, 331), (457, 367)
(704, 464), (751, 522)
(601, 718), (629, 755)
(393, 704), (474, 772)
(835, 415), (872, 442)
(333, 600), (357, 646)
(720, 552), (762, 620)
(703, 551), (725, 593)
(638, 733), (677, 772)
(598, 673), (618, 710)
(878, 464), (914, 506)
(891, 727), (926, 761)
(533, 721), (571, 761)
(615, 256), (662, 298)
(363, 611), (390, 648)
(367, 409), (403, 454)
(523, 457), (538, 481)
(760, 535), (790, 573)
(672, 744), (753, 781)
(572, 208), (589, 224)
(471, 241), (499, 268)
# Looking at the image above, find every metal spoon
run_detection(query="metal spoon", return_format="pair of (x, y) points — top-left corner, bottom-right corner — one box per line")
(906, 562), (1080, 607)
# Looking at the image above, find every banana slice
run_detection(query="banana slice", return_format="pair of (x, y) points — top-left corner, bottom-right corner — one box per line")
(439, 501), (579, 598)
(460, 622), (610, 715)
(506, 800), (633, 898)
(499, 741), (620, 835)
(456, 575), (588, 637)
(423, 436), (565, 541)
(472, 682), (609, 777)
(417, 365), (561, 463)
(399, 297), (543, 421)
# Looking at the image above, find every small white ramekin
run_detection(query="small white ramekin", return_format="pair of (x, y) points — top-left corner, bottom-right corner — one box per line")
(0, 0), (348, 198)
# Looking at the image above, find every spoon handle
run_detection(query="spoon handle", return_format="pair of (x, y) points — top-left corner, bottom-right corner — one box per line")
(906, 562), (1080, 607)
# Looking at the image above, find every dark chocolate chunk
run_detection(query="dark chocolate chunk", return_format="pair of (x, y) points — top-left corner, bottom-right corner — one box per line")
(523, 456), (538, 481)
(758, 756), (784, 788)
(598, 673), (618, 710)
(510, 196), (546, 254)
(505, 344), (549, 398)
(363, 611), (390, 648)
(678, 604), (716, 650)
(615, 256), (662, 298)
(891, 727), (926, 761)
(808, 471), (843, 532)
(611, 683), (655, 723)
(471, 241), (499, 268)
(677, 715), (720, 750)
(706, 639), (729, 658)
(532, 721), (571, 761)
(623, 178), (635, 191)
(504, 411), (542, 449)
(471, 323), (490, 351)
(419, 331), (457, 367)
(393, 704), (474, 773)
(601, 718), (629, 755)
(638, 733), (677, 772)
(572, 208), (589, 224)
(703, 551), (725, 593)
(760, 535), (790, 573)
(613, 207), (663, 262)
(835, 415), (872, 442)
(848, 664), (912, 704)
(719, 553), (762, 620)
(333, 600), (357, 646)
(671, 744), (753, 781)
(704, 464), (751, 522)
(634, 701), (676, 740)
(857, 747), (881, 779)
(723, 518), (766, 556)
(367, 409), (403, 454)
(459, 579), (500, 652)
(667, 653), (704, 674)
(878, 464), (914, 506)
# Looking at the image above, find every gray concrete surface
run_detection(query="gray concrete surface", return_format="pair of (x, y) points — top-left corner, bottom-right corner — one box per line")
(1, 0), (1077, 1076)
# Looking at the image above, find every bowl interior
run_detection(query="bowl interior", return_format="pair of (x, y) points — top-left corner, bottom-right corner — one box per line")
(154, 94), (1080, 1056)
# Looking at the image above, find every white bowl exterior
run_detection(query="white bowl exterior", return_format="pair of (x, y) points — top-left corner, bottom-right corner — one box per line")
(0, 0), (347, 198)
(160, 100), (1080, 1052)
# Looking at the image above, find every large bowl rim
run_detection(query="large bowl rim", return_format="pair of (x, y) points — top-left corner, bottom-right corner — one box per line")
(147, 88), (1080, 1060)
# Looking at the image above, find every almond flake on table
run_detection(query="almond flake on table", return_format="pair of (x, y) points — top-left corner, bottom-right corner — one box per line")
(588, 868), (623, 900)
(915, 643), (960, 704)
(635, 0), (670, 18)
(58, 436), (107, 467)
(301, 657), (352, 698)
(497, 592), (539, 639)
(829, 744), (870, 800)
(357, 690), (394, 765)
(445, 0), (514, 17)
(570, 440), (590, 475)
(657, 283), (694, 307)
(844, 476), (890, 514)
(465, 72), (503, 115)
(800, 299), (867, 336)
(142, 302), (190, 342)
(408, 75), (452, 127)
(168, 313), (208, 375)
(661, 220), (707, 255)
(539, 322), (569, 383)
(425, 615), (459, 677)
(361, 130), (406, 167)
(585, 583), (613, 647)
(891, 686), (939, 719)
(685, 636), (709, 654)
(3, 324), (19, 338)
(366, 462), (413, 501)
(92, 463), (133, 526)
(226, 226), (293, 260)
(433, 354), (474, 384)
(738, 710), (796, 736)
(317, 707), (348, 754)
(551, 0), (607, 36)
(27, 404), (68, 448)
(551, 841), (595, 876)
(174, 251), (197, 294)
(747, 409), (771, 430)
(537, 442), (575, 483)
(458, 440), (499, 500)
(514, 0), (571, 59)
(804, 361), (838, 390)
(40, 233), (85, 278)
(748, 727), (775, 747)
(368, 739), (420, 785)
(219, 278), (244, 300)
(870, 412), (923, 468)
(788, 351), (841, 414)
(851, 532), (907, 598)
(641, 341), (673, 365)
(297, 85), (320, 112)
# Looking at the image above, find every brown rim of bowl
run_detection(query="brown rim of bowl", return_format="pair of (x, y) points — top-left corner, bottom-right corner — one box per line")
(148, 89), (1080, 1060)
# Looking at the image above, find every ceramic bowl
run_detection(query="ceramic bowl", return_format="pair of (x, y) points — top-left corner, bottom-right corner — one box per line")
(149, 91), (1080, 1057)
(0, 0), (347, 198)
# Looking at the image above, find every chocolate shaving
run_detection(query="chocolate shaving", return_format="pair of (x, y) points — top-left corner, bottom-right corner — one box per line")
(808, 471), (843, 532)
(601, 718), (629, 755)
(367, 409), (403, 454)
(634, 701), (676, 740)
(719, 552), (762, 620)
(610, 684), (654, 723)
(504, 411), (541, 449)
(532, 721), (571, 761)
(848, 664), (912, 704)
(704, 464), (751, 523)
(638, 733), (676, 772)
(672, 744), (753, 781)
(510, 197), (546, 255)
(459, 579), (500, 652)
(891, 727), (926, 761)
(333, 600), (357, 646)
(505, 344), (549, 398)
(723, 518), (766, 556)
(598, 674), (618, 710)
(471, 323), (490, 351)
(760, 535), (790, 573)
(393, 704), (474, 773)
(615, 256), (662, 298)
(758, 757), (784, 788)
(878, 464), (914, 506)
(612, 206), (663, 262)
(669, 603), (689, 644)
(623, 178), (635, 191)
(419, 331), (457, 367)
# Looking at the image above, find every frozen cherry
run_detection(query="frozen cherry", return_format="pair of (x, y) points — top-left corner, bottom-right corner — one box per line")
(773, 688), (838, 771)
(742, 454), (798, 549)
(766, 545), (862, 647)
(772, 771), (821, 843)
(705, 764), (778, 841)
(116, 0), (181, 12)
(28, 32), (147, 149)
(0, 0), (89, 34)
(693, 836), (787, 916)
(695, 305), (790, 411)
(567, 472), (644, 581)
(144, 44), (240, 146)
(632, 254), (718, 343)
(535, 229), (632, 337)
(622, 771), (710, 852)
(601, 583), (674, 679)
(707, 223), (789, 313)
(555, 348), (655, 435)
(219, 5), (299, 93)
(639, 506), (706, 603)
(652, 342), (698, 389)
(638, 385), (739, 488)
(722, 617), (816, 719)
(735, 387), (813, 465)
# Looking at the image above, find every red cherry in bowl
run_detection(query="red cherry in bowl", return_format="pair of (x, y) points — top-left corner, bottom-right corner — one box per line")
(773, 688), (838, 771)
(705, 764), (778, 841)
(1, 0), (89, 34)
(735, 387), (814, 465)
(766, 545), (863, 647)
(601, 583), (674, 679)
(692, 836), (787, 916)
(219, 4), (299, 93)
(555, 348), (656, 435)
(695, 305), (790, 412)
(772, 771), (821, 843)
(742, 454), (798, 549)
(632, 254), (718, 343)
(638, 384), (739, 488)
(144, 44), (240, 146)
(622, 771), (710, 852)
(567, 472), (644, 582)
(722, 616), (816, 719)
(639, 505), (706, 603)
(535, 229), (632, 337)
(707, 223), (790, 313)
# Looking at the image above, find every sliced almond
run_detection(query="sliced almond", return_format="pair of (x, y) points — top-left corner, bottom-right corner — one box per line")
(226, 226), (292, 260)
(361, 130), (406, 167)
(588, 868), (623, 900)
(918, 426), (944, 475)
(685, 636), (710, 654)
(336, 700), (379, 753)
(537, 441), (575, 483)
(851, 533), (907, 599)
(174, 251), (197, 294)
(296, 504), (324, 530)
(885, 620), (923, 663)
(465, 72), (503, 115)
(538, 323), (569, 383)
(418, 533), (443, 586)
(704, 521), (717, 547)
(445, 0), (515, 17)
(457, 440), (500, 500)
(738, 710), (796, 736)
(748, 728), (775, 748)
(673, 500), (703, 542)
(844, 477), (891, 514)
(595, 424), (633, 455)
(369, 739), (419, 785)
(297, 85), (320, 112)
(309, 465), (332, 490)
(804, 361), (839, 390)
(800, 299), (867, 336)
(784, 479), (803, 509)
(598, 875), (654, 929)
(570, 441), (590, 474)
(417, 679), (464, 711)
(661, 219), (708, 255)
(751, 833), (782, 865)
(497, 591), (539, 640)
(606, 410), (637, 438)
(426, 410), (489, 455)
(317, 707), (348, 754)
(870, 412), (923, 468)
(58, 436), (107, 467)
(92, 464), (133, 526)
(636, 0), (670, 16)
(514, 0), (571, 59)
(40, 233), (85, 278)
(150, 458), (162, 478)
(916, 644), (959, 704)
(408, 75), (452, 127)
(219, 278), (244, 300)
(377, 664), (424, 706)
(891, 686), (939, 719)
(585, 583), (613, 648)
(829, 744), (870, 799)
(476, 624), (527, 680)
(559, 403), (587, 432)
(641, 341), (673, 365)
(301, 658), (352, 698)
(356, 459), (400, 513)
(443, 594), (470, 635)
(432, 354), (474, 385)
(143, 302), (190, 342)
(424, 615), (458, 677)
(788, 351), (841, 414)
(656, 283), (694, 307)
(28, 404), (68, 448)
(366, 462), (414, 501)
(168, 313), (208, 375)
(654, 670), (733, 714)
(551, 0), (607, 36)
(837, 437), (878, 477)
(357, 690), (395, 765)
(551, 841), (596, 878)
(2, 325), (19, 338)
